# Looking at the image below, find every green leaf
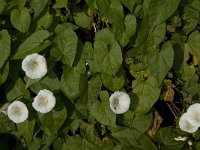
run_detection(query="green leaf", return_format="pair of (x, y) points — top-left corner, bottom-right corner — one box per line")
(101, 72), (124, 91)
(132, 75), (160, 114)
(63, 122), (102, 150)
(55, 28), (78, 66)
(0, 113), (16, 133)
(6, 78), (30, 101)
(0, 61), (9, 86)
(154, 127), (187, 150)
(148, 42), (174, 85)
(74, 11), (93, 28)
(88, 74), (102, 109)
(10, 7), (31, 33)
(132, 113), (153, 133)
(62, 136), (83, 150)
(113, 14), (137, 47)
(111, 127), (157, 149)
(82, 42), (94, 70)
(147, 0), (180, 26)
(195, 142), (200, 150)
(80, 122), (102, 149)
(38, 99), (67, 136)
(60, 65), (80, 101)
(94, 28), (122, 75)
(53, 0), (68, 9)
(28, 71), (60, 93)
(91, 91), (116, 127)
(183, 6), (199, 34)
(96, 0), (124, 28)
(31, 0), (48, 18)
(0, 0), (6, 14)
(12, 30), (50, 59)
(0, 30), (10, 69)
(36, 8), (53, 30)
(187, 31), (200, 65)
(17, 119), (35, 145)
(120, 0), (139, 12)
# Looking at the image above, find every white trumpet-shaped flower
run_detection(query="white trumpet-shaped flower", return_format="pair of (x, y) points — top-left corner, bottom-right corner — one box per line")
(187, 103), (200, 126)
(179, 112), (198, 133)
(7, 101), (28, 123)
(109, 91), (130, 114)
(22, 53), (47, 79)
(32, 89), (56, 113)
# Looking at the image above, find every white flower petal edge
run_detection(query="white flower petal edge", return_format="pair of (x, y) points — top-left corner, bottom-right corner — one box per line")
(109, 91), (130, 114)
(22, 53), (47, 79)
(186, 103), (200, 126)
(7, 101), (28, 123)
(179, 112), (198, 133)
(32, 89), (56, 113)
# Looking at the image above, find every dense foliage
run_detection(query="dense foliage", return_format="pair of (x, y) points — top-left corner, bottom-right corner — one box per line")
(1, 0), (200, 149)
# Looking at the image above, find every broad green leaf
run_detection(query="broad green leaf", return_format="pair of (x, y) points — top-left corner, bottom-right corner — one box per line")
(74, 11), (93, 28)
(96, 0), (124, 28)
(113, 14), (137, 47)
(53, 0), (68, 9)
(82, 42), (94, 70)
(53, 138), (63, 150)
(111, 127), (157, 149)
(71, 75), (88, 119)
(28, 138), (41, 150)
(191, 0), (200, 12)
(94, 28), (122, 75)
(120, 0), (139, 12)
(36, 8), (53, 30)
(0, 61), (9, 86)
(132, 75), (160, 114)
(54, 23), (79, 34)
(187, 31), (200, 65)
(154, 127), (187, 150)
(147, 22), (166, 48)
(17, 119), (35, 145)
(12, 30), (50, 59)
(38, 99), (67, 136)
(28, 71), (60, 93)
(6, 78), (30, 101)
(80, 122), (102, 149)
(132, 113), (153, 133)
(147, 0), (180, 26)
(10, 7), (31, 33)
(88, 74), (102, 109)
(0, 113), (16, 133)
(31, 0), (48, 18)
(101, 72), (124, 91)
(60, 65), (80, 101)
(55, 28), (78, 66)
(25, 77), (41, 89)
(62, 136), (83, 150)
(62, 122), (102, 150)
(183, 83), (200, 98)
(0, 30), (10, 69)
(148, 42), (174, 85)
(91, 91), (116, 127)
(183, 6), (199, 34)
(0, 0), (6, 15)
(195, 142), (200, 150)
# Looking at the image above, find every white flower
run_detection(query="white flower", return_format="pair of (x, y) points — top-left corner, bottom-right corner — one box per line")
(109, 91), (130, 114)
(186, 103), (200, 126)
(22, 53), (47, 79)
(179, 112), (198, 133)
(32, 89), (56, 113)
(7, 101), (28, 123)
